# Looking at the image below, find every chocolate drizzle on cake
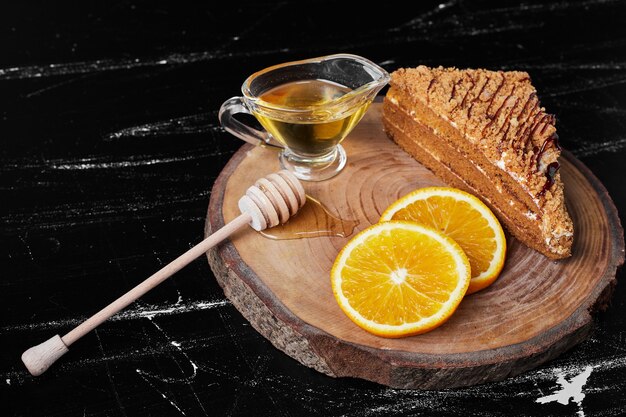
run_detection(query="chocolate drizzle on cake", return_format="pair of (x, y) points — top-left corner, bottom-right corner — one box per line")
(468, 76), (490, 119)
(426, 78), (436, 105)
(495, 90), (520, 153)
(536, 133), (561, 168)
(538, 162), (560, 198)
(484, 84), (516, 137)
(450, 78), (461, 102)
(532, 133), (561, 196)
(485, 74), (506, 117)
(512, 93), (540, 152)
(459, 75), (475, 109)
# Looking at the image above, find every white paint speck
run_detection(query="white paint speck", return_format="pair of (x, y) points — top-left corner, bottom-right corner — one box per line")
(136, 369), (187, 415)
(536, 366), (594, 417)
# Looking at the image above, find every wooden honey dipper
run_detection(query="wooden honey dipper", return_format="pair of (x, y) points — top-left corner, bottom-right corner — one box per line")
(21, 169), (306, 376)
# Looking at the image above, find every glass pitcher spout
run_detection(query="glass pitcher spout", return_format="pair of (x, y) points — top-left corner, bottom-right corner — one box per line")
(242, 54), (390, 121)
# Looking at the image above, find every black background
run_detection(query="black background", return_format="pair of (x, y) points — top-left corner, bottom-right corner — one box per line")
(2, 1), (625, 416)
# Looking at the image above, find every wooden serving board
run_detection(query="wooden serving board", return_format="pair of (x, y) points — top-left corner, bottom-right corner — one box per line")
(205, 102), (624, 389)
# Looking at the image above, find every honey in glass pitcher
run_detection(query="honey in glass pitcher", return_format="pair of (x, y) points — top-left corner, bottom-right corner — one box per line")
(254, 79), (371, 157)
(219, 54), (390, 181)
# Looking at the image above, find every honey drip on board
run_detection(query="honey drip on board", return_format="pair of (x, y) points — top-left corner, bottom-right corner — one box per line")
(260, 196), (359, 240)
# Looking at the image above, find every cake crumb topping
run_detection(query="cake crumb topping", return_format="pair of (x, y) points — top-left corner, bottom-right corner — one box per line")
(391, 66), (561, 201)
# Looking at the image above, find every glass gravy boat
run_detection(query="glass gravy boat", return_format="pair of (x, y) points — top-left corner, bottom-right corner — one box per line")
(219, 54), (390, 181)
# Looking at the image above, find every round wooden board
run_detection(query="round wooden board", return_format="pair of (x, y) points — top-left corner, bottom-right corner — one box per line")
(205, 102), (624, 389)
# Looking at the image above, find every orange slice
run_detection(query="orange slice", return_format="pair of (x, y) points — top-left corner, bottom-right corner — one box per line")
(380, 187), (506, 294)
(331, 221), (471, 338)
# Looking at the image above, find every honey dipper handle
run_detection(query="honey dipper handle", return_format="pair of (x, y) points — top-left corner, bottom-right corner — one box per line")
(21, 212), (252, 376)
(61, 212), (252, 346)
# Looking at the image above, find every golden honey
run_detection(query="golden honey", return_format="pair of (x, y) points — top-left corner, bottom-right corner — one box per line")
(253, 79), (370, 156)
(260, 196), (358, 240)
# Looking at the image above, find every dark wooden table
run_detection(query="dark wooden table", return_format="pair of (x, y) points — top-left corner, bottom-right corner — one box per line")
(2, 1), (624, 416)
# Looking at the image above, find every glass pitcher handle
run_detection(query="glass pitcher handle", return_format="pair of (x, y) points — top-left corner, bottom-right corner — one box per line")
(218, 97), (282, 149)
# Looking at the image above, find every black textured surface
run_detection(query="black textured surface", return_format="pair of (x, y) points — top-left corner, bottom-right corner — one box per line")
(2, 1), (625, 416)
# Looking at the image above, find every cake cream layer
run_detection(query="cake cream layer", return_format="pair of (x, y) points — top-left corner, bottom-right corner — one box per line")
(383, 78), (573, 258)
(383, 97), (551, 258)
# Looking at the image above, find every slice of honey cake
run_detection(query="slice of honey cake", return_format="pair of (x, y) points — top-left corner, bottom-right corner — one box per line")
(382, 66), (573, 259)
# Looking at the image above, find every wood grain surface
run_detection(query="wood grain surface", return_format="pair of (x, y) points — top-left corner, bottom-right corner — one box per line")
(205, 102), (624, 389)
